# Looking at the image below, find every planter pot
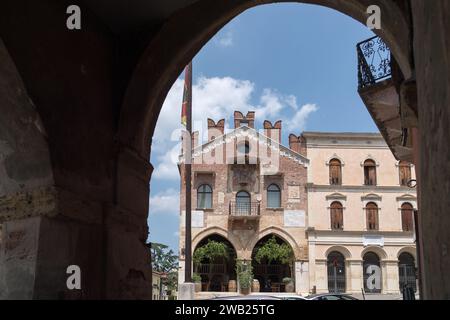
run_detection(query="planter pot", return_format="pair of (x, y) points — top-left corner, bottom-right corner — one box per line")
(195, 282), (202, 292)
(240, 287), (250, 295)
(285, 282), (295, 293)
(251, 279), (260, 293)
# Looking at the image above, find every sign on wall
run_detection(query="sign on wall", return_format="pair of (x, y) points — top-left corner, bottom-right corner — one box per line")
(180, 210), (204, 228)
(288, 185), (301, 203)
(363, 235), (384, 247)
(284, 210), (305, 227)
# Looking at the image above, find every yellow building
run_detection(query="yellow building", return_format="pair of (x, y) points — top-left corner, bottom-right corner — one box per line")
(304, 132), (418, 295)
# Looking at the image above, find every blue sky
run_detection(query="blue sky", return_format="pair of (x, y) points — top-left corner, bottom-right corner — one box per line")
(148, 3), (377, 252)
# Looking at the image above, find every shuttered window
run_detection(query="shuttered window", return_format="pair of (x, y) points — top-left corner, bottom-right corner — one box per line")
(401, 203), (414, 231)
(399, 161), (412, 186)
(366, 202), (379, 230)
(329, 159), (342, 185)
(364, 160), (377, 186)
(330, 201), (344, 230)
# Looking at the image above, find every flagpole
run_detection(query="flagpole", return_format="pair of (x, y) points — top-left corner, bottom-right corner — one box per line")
(184, 62), (193, 284)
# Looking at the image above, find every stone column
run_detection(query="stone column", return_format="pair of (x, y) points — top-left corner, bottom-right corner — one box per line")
(315, 259), (328, 293)
(347, 260), (363, 294)
(383, 260), (400, 294)
(295, 261), (309, 294)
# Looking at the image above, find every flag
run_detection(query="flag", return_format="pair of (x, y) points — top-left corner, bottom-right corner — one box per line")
(181, 62), (192, 127)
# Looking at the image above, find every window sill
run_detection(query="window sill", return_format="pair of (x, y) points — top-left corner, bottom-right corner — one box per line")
(196, 208), (214, 212)
(266, 207), (284, 211)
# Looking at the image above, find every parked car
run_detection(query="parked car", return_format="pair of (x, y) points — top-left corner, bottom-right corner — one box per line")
(269, 294), (308, 300)
(306, 293), (359, 300)
(210, 295), (282, 300)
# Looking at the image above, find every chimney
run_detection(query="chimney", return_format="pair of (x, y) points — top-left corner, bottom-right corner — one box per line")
(289, 134), (307, 156)
(192, 131), (199, 148)
(207, 118), (225, 141)
(234, 111), (255, 128)
(263, 120), (282, 143)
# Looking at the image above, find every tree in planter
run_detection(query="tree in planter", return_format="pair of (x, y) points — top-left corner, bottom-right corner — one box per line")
(254, 236), (295, 288)
(236, 260), (253, 294)
(193, 240), (230, 291)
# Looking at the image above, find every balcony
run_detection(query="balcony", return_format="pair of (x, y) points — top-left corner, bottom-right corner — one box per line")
(228, 201), (260, 221)
(357, 36), (392, 89)
(357, 36), (414, 162)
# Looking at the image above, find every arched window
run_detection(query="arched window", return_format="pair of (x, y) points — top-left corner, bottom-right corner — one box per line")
(236, 191), (251, 215)
(364, 160), (377, 186)
(330, 202), (344, 230)
(329, 159), (342, 185)
(401, 203), (414, 232)
(267, 184), (281, 208)
(398, 252), (417, 293)
(399, 161), (412, 186)
(327, 251), (346, 293)
(363, 252), (382, 293)
(366, 202), (379, 230)
(197, 184), (212, 209)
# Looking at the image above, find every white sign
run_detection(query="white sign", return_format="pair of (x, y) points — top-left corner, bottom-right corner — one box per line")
(363, 235), (384, 247)
(284, 210), (305, 227)
(180, 210), (204, 228)
(218, 192), (225, 204)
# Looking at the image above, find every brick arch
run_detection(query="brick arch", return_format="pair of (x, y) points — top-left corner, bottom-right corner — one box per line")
(118, 0), (412, 159)
(192, 227), (241, 253)
(248, 227), (302, 260)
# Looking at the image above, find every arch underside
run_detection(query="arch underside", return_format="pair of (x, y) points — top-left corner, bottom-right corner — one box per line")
(118, 0), (412, 158)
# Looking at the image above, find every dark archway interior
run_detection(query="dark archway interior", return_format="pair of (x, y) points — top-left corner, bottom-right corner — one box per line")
(194, 234), (237, 292)
(251, 235), (293, 292)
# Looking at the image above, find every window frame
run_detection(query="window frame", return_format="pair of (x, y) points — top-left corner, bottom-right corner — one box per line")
(399, 161), (412, 186)
(363, 159), (377, 186)
(267, 183), (281, 208)
(365, 202), (379, 231)
(329, 158), (342, 185)
(197, 184), (213, 209)
(330, 201), (344, 230)
(401, 202), (414, 232)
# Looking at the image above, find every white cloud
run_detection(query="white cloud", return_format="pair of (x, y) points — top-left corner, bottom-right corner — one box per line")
(149, 188), (180, 216)
(151, 76), (318, 181)
(215, 31), (233, 47)
(285, 103), (319, 132)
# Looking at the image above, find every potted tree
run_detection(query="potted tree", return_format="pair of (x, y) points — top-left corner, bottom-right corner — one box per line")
(283, 277), (295, 293)
(236, 260), (253, 295)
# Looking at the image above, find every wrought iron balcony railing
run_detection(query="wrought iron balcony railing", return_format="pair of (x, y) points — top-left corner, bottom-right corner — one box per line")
(229, 201), (260, 217)
(357, 36), (392, 89)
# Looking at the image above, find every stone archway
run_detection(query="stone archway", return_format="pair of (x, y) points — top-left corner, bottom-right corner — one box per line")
(251, 234), (296, 293)
(192, 234), (237, 292)
(118, 0), (412, 160)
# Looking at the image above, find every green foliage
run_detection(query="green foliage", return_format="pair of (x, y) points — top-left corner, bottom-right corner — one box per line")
(193, 240), (229, 265)
(236, 260), (253, 289)
(254, 236), (294, 265)
(192, 273), (202, 283)
(150, 242), (179, 292)
(151, 242), (179, 273)
(283, 277), (293, 284)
